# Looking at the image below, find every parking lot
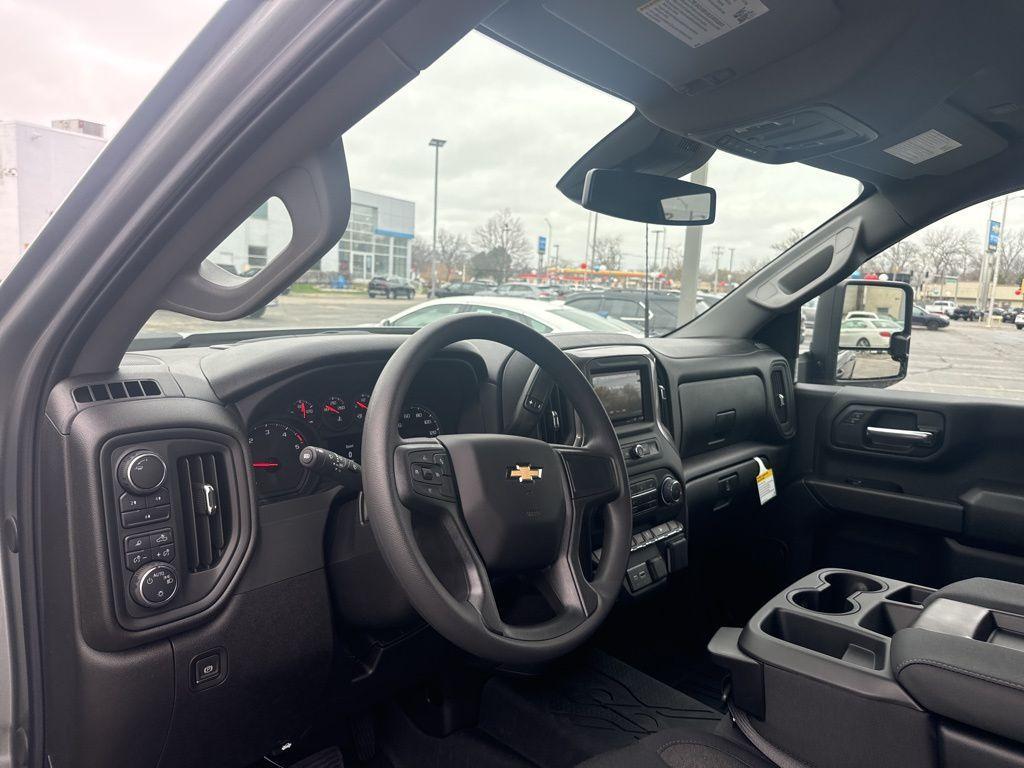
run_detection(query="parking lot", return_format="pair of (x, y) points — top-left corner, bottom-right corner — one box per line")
(142, 294), (1024, 402)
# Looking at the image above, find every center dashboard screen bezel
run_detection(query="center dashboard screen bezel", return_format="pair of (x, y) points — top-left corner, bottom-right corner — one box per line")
(591, 367), (648, 426)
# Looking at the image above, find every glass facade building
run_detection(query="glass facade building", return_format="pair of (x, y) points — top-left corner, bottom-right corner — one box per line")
(320, 189), (415, 281)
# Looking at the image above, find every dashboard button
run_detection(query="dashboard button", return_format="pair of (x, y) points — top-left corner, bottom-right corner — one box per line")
(150, 544), (175, 562)
(149, 528), (173, 546)
(121, 505), (170, 528)
(193, 652), (221, 685)
(626, 563), (653, 591)
(148, 487), (170, 507)
(119, 492), (147, 512)
(125, 549), (151, 571)
(124, 534), (148, 552)
(131, 563), (178, 608)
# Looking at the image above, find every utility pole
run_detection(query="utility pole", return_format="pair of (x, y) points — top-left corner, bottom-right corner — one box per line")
(728, 247), (736, 286)
(428, 138), (446, 298)
(711, 245), (725, 290)
(678, 161), (710, 323)
(541, 218), (552, 280)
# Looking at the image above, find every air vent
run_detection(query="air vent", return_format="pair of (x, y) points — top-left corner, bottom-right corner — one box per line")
(770, 365), (791, 426)
(539, 388), (573, 445)
(177, 453), (230, 572)
(73, 379), (161, 404)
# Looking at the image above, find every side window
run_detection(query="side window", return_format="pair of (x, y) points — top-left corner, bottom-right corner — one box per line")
(568, 297), (603, 313)
(823, 191), (1024, 400)
(604, 299), (646, 320)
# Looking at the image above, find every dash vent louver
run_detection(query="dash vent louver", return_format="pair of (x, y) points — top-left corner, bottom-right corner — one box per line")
(73, 379), (161, 403)
(177, 453), (230, 572)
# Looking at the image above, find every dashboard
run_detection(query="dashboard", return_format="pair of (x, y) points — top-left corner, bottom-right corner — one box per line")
(41, 329), (796, 768)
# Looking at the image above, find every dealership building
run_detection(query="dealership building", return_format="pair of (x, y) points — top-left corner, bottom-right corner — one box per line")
(0, 118), (413, 283)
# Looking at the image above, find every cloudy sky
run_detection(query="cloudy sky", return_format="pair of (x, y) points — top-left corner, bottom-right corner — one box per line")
(2, 1), (1020, 275)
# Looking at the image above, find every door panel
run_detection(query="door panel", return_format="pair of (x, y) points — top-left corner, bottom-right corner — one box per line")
(785, 382), (1024, 587)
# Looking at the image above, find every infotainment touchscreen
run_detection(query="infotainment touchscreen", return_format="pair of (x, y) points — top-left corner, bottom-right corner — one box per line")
(591, 369), (645, 425)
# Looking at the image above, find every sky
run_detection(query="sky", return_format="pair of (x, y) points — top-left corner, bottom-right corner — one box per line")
(1, 1), (1020, 276)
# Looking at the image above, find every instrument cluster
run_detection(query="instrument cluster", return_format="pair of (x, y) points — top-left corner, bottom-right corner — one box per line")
(248, 391), (442, 501)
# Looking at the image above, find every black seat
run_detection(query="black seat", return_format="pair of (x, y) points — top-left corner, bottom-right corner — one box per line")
(576, 728), (775, 768)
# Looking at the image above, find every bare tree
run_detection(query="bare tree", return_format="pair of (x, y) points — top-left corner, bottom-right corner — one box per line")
(770, 228), (805, 253)
(995, 229), (1024, 284)
(434, 230), (471, 281)
(473, 209), (530, 283)
(591, 235), (623, 271)
(918, 226), (977, 280)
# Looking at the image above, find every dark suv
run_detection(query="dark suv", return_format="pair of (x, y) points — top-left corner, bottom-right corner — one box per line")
(565, 289), (708, 335)
(367, 274), (416, 299)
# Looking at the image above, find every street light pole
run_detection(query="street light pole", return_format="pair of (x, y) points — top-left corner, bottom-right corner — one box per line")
(543, 217), (552, 280)
(428, 138), (446, 298)
(987, 194), (1024, 323)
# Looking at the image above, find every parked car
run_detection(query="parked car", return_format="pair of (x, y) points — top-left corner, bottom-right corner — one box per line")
(839, 318), (894, 348)
(367, 274), (416, 299)
(1002, 307), (1020, 322)
(924, 299), (957, 316)
(911, 304), (950, 330)
(434, 281), (488, 298)
(844, 311), (881, 320)
(478, 282), (557, 299)
(1015, 312), (1024, 330)
(565, 289), (709, 335)
(379, 296), (642, 335)
(950, 305), (982, 320)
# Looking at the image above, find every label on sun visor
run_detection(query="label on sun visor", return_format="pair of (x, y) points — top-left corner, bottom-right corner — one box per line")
(883, 129), (962, 165)
(637, 0), (769, 48)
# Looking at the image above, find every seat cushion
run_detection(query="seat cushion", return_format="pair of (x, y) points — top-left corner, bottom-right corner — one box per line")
(575, 728), (774, 768)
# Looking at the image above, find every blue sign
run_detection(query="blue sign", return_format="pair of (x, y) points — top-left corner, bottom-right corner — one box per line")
(538, 235), (547, 255)
(988, 220), (1001, 253)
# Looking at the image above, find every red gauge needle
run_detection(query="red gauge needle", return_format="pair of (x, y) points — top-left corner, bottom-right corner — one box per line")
(252, 462), (279, 469)
(324, 404), (340, 414)
(356, 401), (368, 410)
(300, 403), (307, 418)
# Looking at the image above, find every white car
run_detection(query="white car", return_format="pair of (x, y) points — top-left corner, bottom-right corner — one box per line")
(840, 318), (894, 348)
(380, 296), (644, 335)
(844, 311), (880, 320)
(925, 299), (957, 316)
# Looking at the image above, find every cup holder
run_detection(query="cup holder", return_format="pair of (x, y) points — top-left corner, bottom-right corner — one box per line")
(790, 572), (885, 615)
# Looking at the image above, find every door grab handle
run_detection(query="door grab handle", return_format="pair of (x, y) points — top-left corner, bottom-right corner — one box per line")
(865, 426), (935, 446)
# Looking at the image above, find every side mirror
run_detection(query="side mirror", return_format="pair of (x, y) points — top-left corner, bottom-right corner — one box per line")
(832, 280), (913, 384)
(581, 169), (715, 226)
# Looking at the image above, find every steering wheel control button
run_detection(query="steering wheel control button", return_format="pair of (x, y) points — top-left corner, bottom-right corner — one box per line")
(125, 549), (152, 571)
(431, 453), (451, 474)
(412, 463), (442, 485)
(120, 504), (170, 528)
(117, 450), (167, 495)
(130, 563), (178, 608)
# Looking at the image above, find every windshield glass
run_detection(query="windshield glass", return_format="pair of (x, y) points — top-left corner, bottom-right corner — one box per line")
(1, 14), (859, 344)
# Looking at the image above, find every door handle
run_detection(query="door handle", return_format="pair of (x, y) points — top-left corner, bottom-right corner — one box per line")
(865, 426), (935, 446)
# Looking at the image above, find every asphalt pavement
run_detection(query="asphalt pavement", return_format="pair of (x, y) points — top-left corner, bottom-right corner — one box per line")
(141, 294), (1024, 402)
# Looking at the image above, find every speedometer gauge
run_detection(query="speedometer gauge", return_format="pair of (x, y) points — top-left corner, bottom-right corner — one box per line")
(248, 422), (309, 499)
(398, 404), (441, 438)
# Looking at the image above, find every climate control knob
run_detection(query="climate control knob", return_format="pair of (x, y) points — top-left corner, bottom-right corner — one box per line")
(117, 450), (166, 495)
(130, 563), (179, 608)
(660, 476), (683, 505)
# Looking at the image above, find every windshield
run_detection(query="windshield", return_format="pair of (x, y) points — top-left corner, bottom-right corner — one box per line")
(2, 16), (859, 344)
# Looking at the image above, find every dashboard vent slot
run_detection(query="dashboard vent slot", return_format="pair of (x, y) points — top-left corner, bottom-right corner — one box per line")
(177, 452), (230, 572)
(770, 366), (791, 425)
(73, 379), (162, 404)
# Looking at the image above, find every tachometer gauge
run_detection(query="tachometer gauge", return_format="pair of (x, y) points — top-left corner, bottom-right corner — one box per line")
(320, 396), (350, 430)
(353, 392), (371, 425)
(398, 404), (441, 438)
(248, 422), (309, 499)
(290, 399), (315, 424)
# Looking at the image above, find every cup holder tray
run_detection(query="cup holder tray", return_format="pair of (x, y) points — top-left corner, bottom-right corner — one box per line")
(789, 571), (885, 615)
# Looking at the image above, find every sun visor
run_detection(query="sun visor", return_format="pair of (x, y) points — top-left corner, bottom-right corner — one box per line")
(544, 0), (840, 96)
(557, 110), (715, 203)
(832, 103), (1008, 180)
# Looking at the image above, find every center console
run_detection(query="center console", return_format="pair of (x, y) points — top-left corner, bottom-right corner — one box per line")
(569, 347), (688, 596)
(712, 569), (1024, 768)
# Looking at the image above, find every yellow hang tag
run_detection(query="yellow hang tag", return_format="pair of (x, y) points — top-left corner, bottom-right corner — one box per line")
(754, 457), (776, 505)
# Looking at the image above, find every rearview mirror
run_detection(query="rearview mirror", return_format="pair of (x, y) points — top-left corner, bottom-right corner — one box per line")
(581, 169), (715, 226)
(834, 280), (913, 383)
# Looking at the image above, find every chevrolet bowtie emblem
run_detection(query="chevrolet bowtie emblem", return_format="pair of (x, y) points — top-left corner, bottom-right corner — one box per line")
(508, 464), (543, 483)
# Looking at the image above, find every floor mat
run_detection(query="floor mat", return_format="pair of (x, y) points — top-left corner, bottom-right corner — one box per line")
(478, 649), (722, 768)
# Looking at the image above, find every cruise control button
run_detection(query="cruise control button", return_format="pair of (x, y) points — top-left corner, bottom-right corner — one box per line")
(125, 549), (151, 571)
(124, 534), (148, 552)
(119, 492), (147, 512)
(408, 449), (435, 465)
(413, 481), (446, 500)
(411, 463), (442, 485)
(432, 453), (451, 475)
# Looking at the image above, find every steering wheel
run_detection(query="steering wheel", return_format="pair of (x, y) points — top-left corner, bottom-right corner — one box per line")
(362, 314), (632, 664)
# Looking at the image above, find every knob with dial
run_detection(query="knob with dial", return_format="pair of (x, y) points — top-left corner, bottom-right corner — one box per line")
(130, 563), (179, 608)
(660, 476), (683, 505)
(117, 450), (166, 495)
(630, 443), (649, 460)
